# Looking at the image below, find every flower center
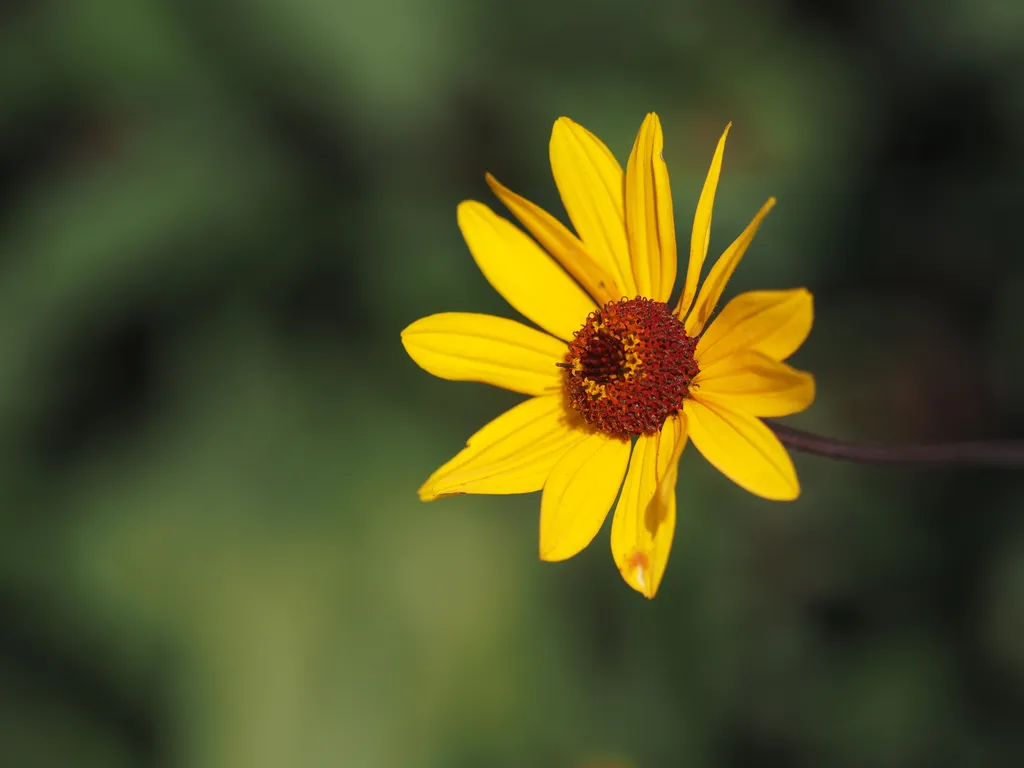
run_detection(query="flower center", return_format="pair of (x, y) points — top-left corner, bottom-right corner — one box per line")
(561, 298), (699, 438)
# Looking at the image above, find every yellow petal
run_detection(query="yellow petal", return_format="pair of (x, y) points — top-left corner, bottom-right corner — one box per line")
(485, 174), (619, 305)
(458, 201), (597, 342)
(419, 394), (589, 500)
(696, 288), (814, 366)
(693, 351), (815, 417)
(549, 117), (636, 297)
(684, 197), (776, 337)
(610, 413), (685, 598)
(539, 431), (631, 562)
(684, 397), (799, 501)
(675, 124), (730, 319)
(401, 313), (565, 396)
(625, 113), (677, 303)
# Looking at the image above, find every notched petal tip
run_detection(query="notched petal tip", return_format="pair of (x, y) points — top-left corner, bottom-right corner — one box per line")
(417, 483), (450, 502)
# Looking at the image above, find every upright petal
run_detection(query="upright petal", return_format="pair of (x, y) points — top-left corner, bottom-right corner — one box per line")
(610, 413), (686, 598)
(539, 432), (631, 562)
(675, 124), (731, 319)
(419, 394), (590, 500)
(684, 197), (776, 337)
(402, 313), (566, 396)
(693, 351), (815, 417)
(625, 113), (677, 303)
(486, 174), (619, 305)
(696, 288), (813, 366)
(458, 201), (597, 342)
(684, 397), (799, 501)
(549, 117), (637, 297)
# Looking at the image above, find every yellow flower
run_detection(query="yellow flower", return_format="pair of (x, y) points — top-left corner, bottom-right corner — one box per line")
(401, 114), (814, 598)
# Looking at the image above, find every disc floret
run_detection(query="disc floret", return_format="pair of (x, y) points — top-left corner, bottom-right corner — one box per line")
(562, 298), (699, 437)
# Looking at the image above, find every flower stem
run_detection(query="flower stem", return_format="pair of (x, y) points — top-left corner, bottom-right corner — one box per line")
(768, 423), (1024, 468)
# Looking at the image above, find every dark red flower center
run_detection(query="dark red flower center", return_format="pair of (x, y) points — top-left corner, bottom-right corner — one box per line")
(561, 298), (699, 438)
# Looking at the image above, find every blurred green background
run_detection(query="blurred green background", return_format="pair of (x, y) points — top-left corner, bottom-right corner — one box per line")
(2, 1), (1023, 766)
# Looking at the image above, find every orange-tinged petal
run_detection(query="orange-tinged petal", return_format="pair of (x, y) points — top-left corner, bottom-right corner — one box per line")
(684, 397), (799, 501)
(694, 351), (815, 417)
(625, 113), (677, 303)
(419, 394), (589, 500)
(696, 288), (813, 365)
(485, 173), (619, 305)
(539, 432), (631, 562)
(549, 117), (637, 297)
(401, 312), (565, 396)
(458, 201), (597, 342)
(610, 412), (685, 598)
(684, 197), (776, 337)
(675, 124), (731, 319)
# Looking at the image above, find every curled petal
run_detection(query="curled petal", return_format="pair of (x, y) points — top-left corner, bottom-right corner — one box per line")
(625, 113), (677, 302)
(676, 124), (731, 319)
(486, 174), (619, 305)
(610, 413), (685, 598)
(684, 197), (776, 337)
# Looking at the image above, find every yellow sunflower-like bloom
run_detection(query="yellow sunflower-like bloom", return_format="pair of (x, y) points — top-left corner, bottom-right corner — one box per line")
(401, 114), (815, 598)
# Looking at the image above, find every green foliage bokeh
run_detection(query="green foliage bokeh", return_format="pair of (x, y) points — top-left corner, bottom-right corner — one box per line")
(1, 1), (1023, 767)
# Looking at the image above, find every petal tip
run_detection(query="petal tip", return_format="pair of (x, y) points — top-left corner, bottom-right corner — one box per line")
(767, 477), (801, 502)
(399, 321), (417, 342)
(552, 116), (576, 133)
(538, 541), (567, 563)
(417, 482), (439, 502)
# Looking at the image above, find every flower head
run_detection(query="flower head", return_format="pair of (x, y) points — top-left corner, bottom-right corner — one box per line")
(401, 114), (814, 598)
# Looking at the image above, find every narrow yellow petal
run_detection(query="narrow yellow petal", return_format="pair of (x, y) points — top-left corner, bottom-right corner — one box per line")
(549, 117), (636, 297)
(684, 197), (776, 337)
(610, 413), (685, 598)
(625, 113), (677, 303)
(485, 174), (619, 305)
(539, 432), (631, 562)
(675, 123), (731, 319)
(684, 397), (799, 501)
(458, 201), (597, 342)
(401, 313), (565, 396)
(694, 351), (815, 418)
(696, 288), (814, 366)
(419, 394), (589, 500)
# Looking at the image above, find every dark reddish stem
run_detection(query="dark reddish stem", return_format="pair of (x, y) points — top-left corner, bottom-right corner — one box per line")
(768, 423), (1024, 468)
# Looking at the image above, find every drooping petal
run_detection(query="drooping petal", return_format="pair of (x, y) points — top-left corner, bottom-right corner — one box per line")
(401, 313), (565, 396)
(684, 397), (799, 501)
(675, 124), (731, 320)
(625, 113), (677, 303)
(485, 173), (619, 305)
(419, 394), (590, 500)
(693, 351), (815, 417)
(458, 201), (597, 342)
(684, 197), (776, 337)
(610, 412), (685, 598)
(696, 288), (814, 366)
(539, 431), (631, 562)
(549, 117), (637, 297)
